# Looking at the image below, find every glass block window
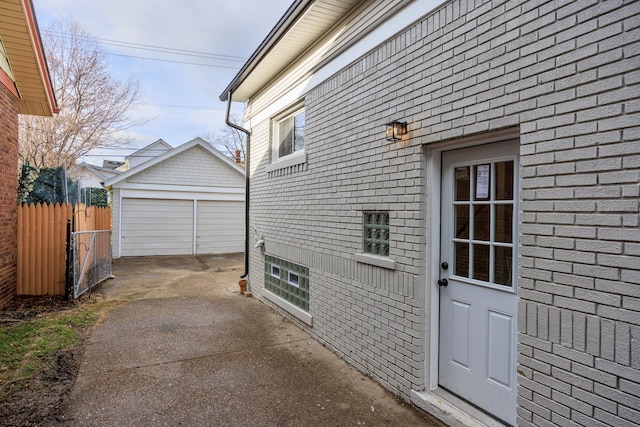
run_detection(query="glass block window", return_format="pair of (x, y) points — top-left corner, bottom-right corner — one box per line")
(265, 256), (309, 311)
(363, 211), (390, 256)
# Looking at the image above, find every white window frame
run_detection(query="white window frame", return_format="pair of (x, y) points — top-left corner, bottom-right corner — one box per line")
(267, 103), (307, 172)
(287, 271), (300, 288)
(270, 264), (281, 279)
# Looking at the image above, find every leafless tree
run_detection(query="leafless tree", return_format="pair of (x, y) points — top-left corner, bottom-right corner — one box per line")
(18, 19), (145, 168)
(201, 114), (246, 163)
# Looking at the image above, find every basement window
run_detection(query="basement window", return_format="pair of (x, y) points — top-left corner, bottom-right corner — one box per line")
(270, 264), (281, 279)
(265, 255), (309, 311)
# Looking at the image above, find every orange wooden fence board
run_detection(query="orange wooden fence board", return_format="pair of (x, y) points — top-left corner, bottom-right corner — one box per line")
(17, 203), (111, 296)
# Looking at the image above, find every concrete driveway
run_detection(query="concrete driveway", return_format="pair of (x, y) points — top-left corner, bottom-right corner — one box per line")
(64, 254), (440, 426)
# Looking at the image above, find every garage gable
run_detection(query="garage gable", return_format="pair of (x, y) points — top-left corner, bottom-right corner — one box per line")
(106, 137), (246, 258)
(105, 137), (245, 190)
(128, 145), (244, 187)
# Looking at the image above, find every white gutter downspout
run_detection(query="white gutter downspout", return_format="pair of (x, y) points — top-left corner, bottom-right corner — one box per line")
(225, 92), (251, 280)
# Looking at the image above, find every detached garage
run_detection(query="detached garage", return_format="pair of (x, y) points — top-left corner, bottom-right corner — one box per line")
(104, 138), (245, 257)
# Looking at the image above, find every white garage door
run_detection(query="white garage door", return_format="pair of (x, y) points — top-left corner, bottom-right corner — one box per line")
(121, 198), (193, 256)
(196, 201), (244, 254)
(120, 198), (244, 256)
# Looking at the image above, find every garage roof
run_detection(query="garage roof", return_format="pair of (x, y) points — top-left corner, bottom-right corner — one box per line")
(0, 0), (58, 116)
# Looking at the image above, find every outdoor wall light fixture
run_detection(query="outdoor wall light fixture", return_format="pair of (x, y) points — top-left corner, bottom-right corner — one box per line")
(385, 121), (408, 141)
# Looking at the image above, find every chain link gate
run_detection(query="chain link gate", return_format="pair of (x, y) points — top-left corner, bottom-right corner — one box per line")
(66, 229), (112, 299)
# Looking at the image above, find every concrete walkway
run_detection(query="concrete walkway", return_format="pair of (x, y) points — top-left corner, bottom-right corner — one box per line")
(64, 254), (440, 426)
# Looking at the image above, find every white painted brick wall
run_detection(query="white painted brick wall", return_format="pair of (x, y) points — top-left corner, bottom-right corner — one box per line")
(245, 0), (639, 423)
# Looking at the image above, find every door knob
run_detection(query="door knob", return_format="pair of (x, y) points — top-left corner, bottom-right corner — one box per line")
(438, 278), (448, 287)
(441, 262), (449, 270)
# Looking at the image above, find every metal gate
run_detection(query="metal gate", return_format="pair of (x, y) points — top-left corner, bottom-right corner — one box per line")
(68, 230), (112, 298)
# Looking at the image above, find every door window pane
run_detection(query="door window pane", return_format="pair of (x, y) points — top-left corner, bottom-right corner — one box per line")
(473, 204), (490, 241)
(455, 205), (469, 239)
(494, 204), (513, 243)
(474, 164), (491, 201)
(473, 244), (490, 282)
(455, 242), (469, 277)
(494, 246), (513, 286)
(495, 161), (514, 201)
(455, 167), (470, 201)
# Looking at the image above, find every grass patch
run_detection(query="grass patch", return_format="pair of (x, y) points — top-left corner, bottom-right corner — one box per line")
(0, 295), (119, 425)
(0, 304), (98, 385)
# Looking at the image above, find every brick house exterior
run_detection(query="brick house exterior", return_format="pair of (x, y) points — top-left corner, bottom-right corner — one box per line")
(222, 0), (639, 425)
(0, 0), (58, 307)
(0, 83), (20, 306)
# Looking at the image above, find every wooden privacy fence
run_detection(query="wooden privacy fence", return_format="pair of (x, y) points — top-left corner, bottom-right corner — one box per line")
(17, 203), (111, 296)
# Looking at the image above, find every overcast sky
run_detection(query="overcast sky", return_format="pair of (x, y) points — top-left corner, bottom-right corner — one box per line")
(32, 0), (293, 164)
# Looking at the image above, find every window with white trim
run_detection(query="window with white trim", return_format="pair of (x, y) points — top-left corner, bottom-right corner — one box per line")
(274, 106), (305, 160)
(270, 265), (281, 279)
(288, 271), (300, 288)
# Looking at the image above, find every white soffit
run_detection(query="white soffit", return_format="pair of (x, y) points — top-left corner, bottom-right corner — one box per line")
(231, 0), (359, 101)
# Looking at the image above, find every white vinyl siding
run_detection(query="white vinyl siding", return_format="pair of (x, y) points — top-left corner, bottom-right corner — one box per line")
(121, 198), (193, 256)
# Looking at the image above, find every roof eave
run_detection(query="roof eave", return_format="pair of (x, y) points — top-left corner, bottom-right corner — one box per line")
(219, 0), (313, 103)
(17, 0), (58, 115)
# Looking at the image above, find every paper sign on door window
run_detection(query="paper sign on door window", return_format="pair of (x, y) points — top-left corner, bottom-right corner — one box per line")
(476, 164), (490, 199)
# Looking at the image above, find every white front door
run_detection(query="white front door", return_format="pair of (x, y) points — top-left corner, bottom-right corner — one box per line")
(438, 140), (519, 426)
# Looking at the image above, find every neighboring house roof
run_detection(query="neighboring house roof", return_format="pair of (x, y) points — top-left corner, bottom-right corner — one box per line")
(103, 159), (125, 170)
(104, 137), (245, 188)
(0, 0), (58, 115)
(220, 0), (362, 102)
(68, 162), (121, 186)
(125, 138), (173, 169)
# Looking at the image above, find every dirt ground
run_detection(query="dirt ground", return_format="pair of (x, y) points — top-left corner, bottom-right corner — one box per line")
(0, 294), (102, 426)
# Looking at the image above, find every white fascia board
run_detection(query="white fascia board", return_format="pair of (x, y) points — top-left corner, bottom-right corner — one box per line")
(247, 0), (441, 126)
(120, 188), (245, 202)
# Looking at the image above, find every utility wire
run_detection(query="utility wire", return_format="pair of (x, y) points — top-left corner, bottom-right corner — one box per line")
(94, 37), (247, 62)
(43, 30), (248, 67)
(107, 52), (241, 69)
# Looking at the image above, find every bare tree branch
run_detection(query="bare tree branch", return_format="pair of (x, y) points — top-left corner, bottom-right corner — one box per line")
(200, 113), (246, 163)
(18, 19), (147, 168)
